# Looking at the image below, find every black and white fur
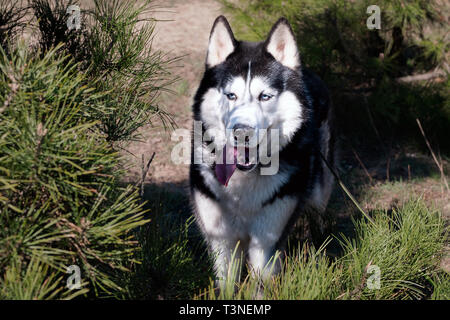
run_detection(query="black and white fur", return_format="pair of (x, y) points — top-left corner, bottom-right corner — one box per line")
(190, 16), (336, 284)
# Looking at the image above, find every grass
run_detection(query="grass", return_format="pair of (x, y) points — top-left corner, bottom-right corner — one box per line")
(430, 273), (450, 300)
(118, 178), (448, 300)
(196, 199), (447, 300)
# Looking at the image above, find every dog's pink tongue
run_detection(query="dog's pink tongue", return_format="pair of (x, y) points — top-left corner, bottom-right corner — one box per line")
(215, 145), (237, 186)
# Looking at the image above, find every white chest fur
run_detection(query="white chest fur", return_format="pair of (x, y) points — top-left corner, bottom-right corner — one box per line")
(201, 165), (290, 215)
(194, 164), (299, 279)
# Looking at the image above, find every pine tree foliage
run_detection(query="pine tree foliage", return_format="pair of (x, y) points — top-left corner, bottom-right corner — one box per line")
(30, 0), (177, 144)
(0, 0), (174, 299)
(0, 44), (150, 298)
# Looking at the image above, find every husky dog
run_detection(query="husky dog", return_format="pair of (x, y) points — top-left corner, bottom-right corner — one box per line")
(190, 16), (336, 283)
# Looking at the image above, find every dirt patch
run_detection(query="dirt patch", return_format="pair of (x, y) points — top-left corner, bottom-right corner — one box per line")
(123, 0), (223, 188)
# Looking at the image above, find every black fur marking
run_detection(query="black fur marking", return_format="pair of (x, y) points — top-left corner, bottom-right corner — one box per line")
(189, 164), (217, 201)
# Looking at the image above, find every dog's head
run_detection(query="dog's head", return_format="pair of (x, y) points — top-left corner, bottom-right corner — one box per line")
(194, 16), (306, 185)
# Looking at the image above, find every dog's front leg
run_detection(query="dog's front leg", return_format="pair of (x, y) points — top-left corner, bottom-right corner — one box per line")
(247, 196), (298, 279)
(209, 237), (245, 288)
(247, 241), (281, 280)
(193, 191), (244, 288)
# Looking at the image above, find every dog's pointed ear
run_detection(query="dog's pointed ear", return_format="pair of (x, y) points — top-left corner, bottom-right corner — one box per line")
(206, 16), (236, 68)
(264, 18), (300, 70)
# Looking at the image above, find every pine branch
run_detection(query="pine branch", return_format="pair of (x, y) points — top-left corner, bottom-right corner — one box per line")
(139, 152), (155, 197)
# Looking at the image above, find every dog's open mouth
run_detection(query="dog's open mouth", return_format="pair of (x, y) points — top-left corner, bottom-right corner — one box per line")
(236, 146), (256, 171)
(214, 143), (257, 186)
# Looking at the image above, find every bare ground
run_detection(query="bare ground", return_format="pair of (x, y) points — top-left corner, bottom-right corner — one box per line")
(123, 0), (223, 190)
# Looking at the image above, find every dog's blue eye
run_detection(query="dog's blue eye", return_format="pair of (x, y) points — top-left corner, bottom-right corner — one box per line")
(225, 93), (237, 101)
(259, 93), (273, 102)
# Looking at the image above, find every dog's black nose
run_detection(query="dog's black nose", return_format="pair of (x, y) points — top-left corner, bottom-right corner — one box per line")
(232, 124), (255, 142)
